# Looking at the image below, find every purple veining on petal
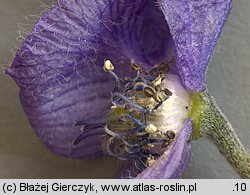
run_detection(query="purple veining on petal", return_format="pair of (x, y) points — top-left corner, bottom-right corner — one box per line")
(135, 119), (192, 179)
(6, 0), (174, 158)
(158, 0), (232, 91)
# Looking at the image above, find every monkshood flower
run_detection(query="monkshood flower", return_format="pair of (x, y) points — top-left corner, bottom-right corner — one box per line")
(6, 0), (250, 178)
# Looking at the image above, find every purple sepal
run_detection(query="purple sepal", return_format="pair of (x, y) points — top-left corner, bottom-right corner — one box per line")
(158, 0), (232, 91)
(6, 0), (173, 158)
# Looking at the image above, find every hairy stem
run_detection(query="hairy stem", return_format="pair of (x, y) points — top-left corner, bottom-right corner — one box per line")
(188, 91), (250, 178)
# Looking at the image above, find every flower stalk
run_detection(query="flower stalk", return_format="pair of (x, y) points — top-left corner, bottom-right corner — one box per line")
(189, 92), (250, 178)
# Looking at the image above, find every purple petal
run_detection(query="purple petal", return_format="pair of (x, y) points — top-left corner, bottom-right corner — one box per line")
(158, 0), (232, 91)
(6, 0), (173, 158)
(136, 119), (192, 179)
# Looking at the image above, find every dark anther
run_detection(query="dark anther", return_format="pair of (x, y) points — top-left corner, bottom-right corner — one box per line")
(149, 67), (161, 78)
(149, 62), (169, 78)
(165, 130), (175, 140)
(153, 91), (165, 103)
(143, 86), (156, 98)
(163, 88), (173, 96)
(158, 61), (170, 73)
(131, 62), (141, 72)
(153, 89), (172, 103)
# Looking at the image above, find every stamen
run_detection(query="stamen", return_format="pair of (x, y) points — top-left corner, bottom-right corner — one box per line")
(104, 60), (122, 92)
(73, 59), (190, 173)
(101, 60), (178, 168)
(152, 75), (162, 87)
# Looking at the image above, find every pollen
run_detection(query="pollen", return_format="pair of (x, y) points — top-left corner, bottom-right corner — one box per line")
(103, 60), (114, 72)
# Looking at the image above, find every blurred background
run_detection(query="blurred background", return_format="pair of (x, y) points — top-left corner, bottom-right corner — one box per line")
(0, 0), (249, 178)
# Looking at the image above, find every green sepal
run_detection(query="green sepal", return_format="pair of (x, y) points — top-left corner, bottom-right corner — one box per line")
(188, 92), (204, 140)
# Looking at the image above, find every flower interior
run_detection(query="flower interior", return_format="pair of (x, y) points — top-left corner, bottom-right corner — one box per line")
(73, 58), (190, 174)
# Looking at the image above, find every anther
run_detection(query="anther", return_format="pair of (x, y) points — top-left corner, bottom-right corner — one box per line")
(103, 60), (114, 72)
(163, 88), (173, 96)
(153, 91), (164, 102)
(143, 86), (156, 98)
(152, 76), (162, 87)
(149, 61), (169, 78)
(131, 61), (141, 72)
(158, 61), (170, 73)
(145, 124), (157, 134)
(156, 131), (162, 137)
(146, 155), (156, 166)
(165, 130), (175, 140)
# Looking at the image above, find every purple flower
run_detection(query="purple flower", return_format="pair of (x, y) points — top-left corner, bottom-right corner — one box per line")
(6, 0), (232, 178)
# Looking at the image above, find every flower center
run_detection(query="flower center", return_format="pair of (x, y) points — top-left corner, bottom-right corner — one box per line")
(102, 59), (190, 169)
(72, 59), (190, 172)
